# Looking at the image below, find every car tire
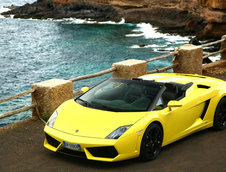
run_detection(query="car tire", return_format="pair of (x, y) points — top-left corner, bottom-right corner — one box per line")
(140, 123), (163, 161)
(213, 97), (226, 130)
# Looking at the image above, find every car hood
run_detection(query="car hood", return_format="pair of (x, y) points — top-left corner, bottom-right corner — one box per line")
(53, 99), (147, 139)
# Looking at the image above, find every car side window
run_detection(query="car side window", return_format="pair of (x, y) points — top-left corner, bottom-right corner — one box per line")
(154, 96), (164, 110)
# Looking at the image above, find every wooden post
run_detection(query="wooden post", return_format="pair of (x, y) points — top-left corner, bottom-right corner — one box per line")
(173, 44), (203, 75)
(112, 59), (147, 79)
(221, 35), (226, 60)
(32, 79), (73, 118)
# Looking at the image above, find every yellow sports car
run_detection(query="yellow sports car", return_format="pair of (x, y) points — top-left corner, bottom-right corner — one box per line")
(44, 73), (226, 162)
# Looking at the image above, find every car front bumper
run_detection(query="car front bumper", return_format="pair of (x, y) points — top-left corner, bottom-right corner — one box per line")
(44, 126), (141, 162)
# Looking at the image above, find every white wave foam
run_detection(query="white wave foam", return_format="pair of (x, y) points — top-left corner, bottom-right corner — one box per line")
(126, 23), (190, 42)
(0, 6), (10, 18)
(0, 6), (10, 14)
(130, 45), (143, 49)
(208, 54), (220, 62)
(130, 44), (167, 49)
(58, 17), (126, 25)
(160, 47), (175, 51)
(153, 48), (175, 52)
(99, 18), (125, 24)
(126, 33), (144, 37)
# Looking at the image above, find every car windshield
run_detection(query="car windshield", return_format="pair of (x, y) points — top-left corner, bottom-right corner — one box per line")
(76, 79), (163, 112)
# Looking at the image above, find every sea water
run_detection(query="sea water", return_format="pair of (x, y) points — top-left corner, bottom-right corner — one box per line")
(0, 0), (191, 127)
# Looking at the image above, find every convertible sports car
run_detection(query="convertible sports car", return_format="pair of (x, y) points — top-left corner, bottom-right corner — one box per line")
(44, 73), (226, 162)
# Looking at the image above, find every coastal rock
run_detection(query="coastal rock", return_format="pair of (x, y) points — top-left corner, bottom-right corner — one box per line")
(123, 7), (206, 35)
(198, 0), (226, 9)
(4, 0), (121, 21)
(3, 0), (226, 39)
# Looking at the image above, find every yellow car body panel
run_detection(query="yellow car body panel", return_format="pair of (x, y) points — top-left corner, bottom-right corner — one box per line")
(44, 73), (226, 162)
(53, 100), (148, 139)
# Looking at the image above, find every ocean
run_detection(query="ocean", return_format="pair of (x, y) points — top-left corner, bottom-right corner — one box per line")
(0, 0), (191, 127)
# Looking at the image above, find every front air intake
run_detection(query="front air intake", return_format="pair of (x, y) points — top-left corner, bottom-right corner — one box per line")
(58, 148), (87, 158)
(45, 133), (60, 148)
(87, 146), (118, 158)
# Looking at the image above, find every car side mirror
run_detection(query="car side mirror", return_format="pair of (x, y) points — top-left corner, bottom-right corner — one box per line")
(81, 87), (89, 93)
(168, 100), (182, 111)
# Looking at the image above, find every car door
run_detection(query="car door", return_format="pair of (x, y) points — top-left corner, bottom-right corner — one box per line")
(162, 95), (206, 144)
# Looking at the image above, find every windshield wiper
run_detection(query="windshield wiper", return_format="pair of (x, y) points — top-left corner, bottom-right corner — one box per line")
(76, 98), (91, 107)
(91, 101), (120, 112)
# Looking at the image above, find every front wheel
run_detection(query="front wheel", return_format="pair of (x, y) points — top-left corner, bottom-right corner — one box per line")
(213, 97), (226, 130)
(140, 123), (163, 161)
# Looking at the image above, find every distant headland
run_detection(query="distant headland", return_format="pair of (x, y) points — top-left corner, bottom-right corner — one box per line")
(2, 0), (226, 40)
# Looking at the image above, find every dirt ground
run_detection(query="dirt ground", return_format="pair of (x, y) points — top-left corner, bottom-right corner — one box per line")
(0, 73), (226, 172)
(203, 66), (226, 76)
(0, 119), (226, 172)
(203, 73), (226, 81)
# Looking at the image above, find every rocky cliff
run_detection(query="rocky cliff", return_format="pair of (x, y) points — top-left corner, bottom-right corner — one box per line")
(3, 0), (226, 39)
(198, 0), (226, 9)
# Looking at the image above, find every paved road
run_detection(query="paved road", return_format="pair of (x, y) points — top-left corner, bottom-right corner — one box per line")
(0, 74), (226, 172)
(0, 119), (226, 172)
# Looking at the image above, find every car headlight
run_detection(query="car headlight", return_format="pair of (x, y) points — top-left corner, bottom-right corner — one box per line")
(106, 125), (132, 139)
(47, 111), (58, 128)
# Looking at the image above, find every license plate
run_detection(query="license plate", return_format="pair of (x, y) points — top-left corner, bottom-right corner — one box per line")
(63, 141), (81, 151)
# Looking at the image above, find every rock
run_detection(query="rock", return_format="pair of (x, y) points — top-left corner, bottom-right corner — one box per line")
(2, 0), (226, 39)
(189, 37), (202, 45)
(139, 44), (146, 48)
(4, 0), (121, 21)
(203, 57), (212, 64)
(198, 0), (226, 9)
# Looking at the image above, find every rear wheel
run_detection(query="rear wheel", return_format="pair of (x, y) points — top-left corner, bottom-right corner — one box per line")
(140, 123), (163, 161)
(213, 97), (226, 130)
